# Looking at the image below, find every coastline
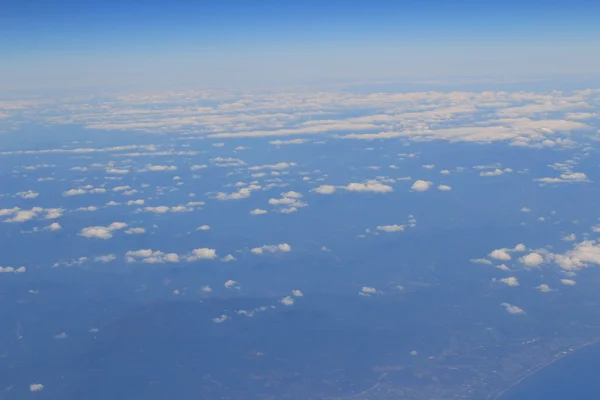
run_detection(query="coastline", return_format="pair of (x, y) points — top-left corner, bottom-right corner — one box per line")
(489, 334), (600, 400)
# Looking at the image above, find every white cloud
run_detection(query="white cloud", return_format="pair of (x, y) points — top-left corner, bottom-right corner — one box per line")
(44, 222), (62, 231)
(437, 184), (452, 191)
(521, 207), (531, 213)
(80, 222), (128, 239)
(250, 208), (268, 215)
(520, 252), (544, 267)
(190, 164), (207, 170)
(536, 284), (551, 293)
(221, 254), (236, 262)
(312, 185), (336, 194)
(125, 227), (145, 234)
(410, 180), (432, 192)
(30, 383), (44, 392)
(471, 258), (492, 265)
(0, 266), (26, 273)
(376, 224), (405, 232)
(187, 248), (217, 261)
(280, 296), (295, 306)
(560, 279), (576, 286)
(292, 289), (304, 297)
(197, 225), (211, 231)
(490, 249), (511, 261)
(18, 190), (39, 199)
(359, 286), (378, 296)
(213, 315), (229, 323)
(562, 233), (576, 242)
(550, 241), (600, 271)
(501, 302), (526, 315)
(270, 139), (308, 145)
(248, 162), (296, 171)
(125, 249), (180, 263)
(94, 254), (116, 263)
(345, 181), (393, 193)
(142, 164), (177, 172)
(251, 243), (292, 255)
(513, 243), (526, 252)
(224, 280), (240, 289)
(499, 277), (519, 287)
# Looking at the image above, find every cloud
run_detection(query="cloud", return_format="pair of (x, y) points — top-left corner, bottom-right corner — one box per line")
(251, 243), (292, 255)
(359, 286), (378, 296)
(292, 289), (304, 297)
(125, 227), (145, 234)
(490, 249), (511, 261)
(437, 184), (452, 191)
(30, 384), (44, 392)
(250, 208), (268, 215)
(550, 241), (600, 271)
(270, 139), (308, 145)
(0, 266), (26, 273)
(224, 280), (240, 289)
(143, 206), (192, 213)
(410, 180), (432, 192)
(312, 185), (336, 194)
(141, 164), (177, 172)
(471, 258), (492, 265)
(44, 222), (62, 231)
(280, 296), (295, 306)
(501, 302), (526, 315)
(221, 254), (236, 262)
(562, 233), (576, 242)
(520, 252), (544, 267)
(125, 249), (180, 263)
(376, 224), (405, 232)
(18, 190), (39, 199)
(560, 279), (576, 286)
(190, 164), (207, 170)
(187, 248), (217, 261)
(480, 168), (511, 177)
(536, 284), (551, 292)
(94, 254), (116, 262)
(80, 222), (128, 239)
(499, 277), (519, 287)
(248, 162), (296, 171)
(197, 225), (211, 231)
(345, 181), (393, 193)
(213, 315), (229, 323)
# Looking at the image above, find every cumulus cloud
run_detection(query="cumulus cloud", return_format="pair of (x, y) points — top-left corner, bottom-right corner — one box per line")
(251, 243), (292, 255)
(213, 315), (229, 323)
(501, 302), (526, 315)
(125, 249), (180, 263)
(125, 227), (145, 234)
(536, 284), (551, 293)
(410, 180), (432, 192)
(141, 164), (177, 172)
(187, 248), (217, 261)
(312, 185), (336, 194)
(549, 241), (600, 271)
(437, 184), (452, 191)
(270, 139), (308, 145)
(345, 181), (393, 193)
(221, 254), (236, 262)
(30, 383), (44, 392)
(250, 208), (268, 215)
(292, 289), (304, 297)
(499, 277), (519, 287)
(80, 222), (128, 239)
(520, 252), (544, 267)
(248, 162), (296, 171)
(376, 225), (405, 232)
(44, 222), (62, 231)
(224, 280), (240, 289)
(197, 225), (211, 231)
(560, 279), (576, 286)
(280, 296), (295, 306)
(490, 249), (511, 261)
(94, 254), (116, 263)
(359, 286), (378, 296)
(18, 190), (39, 199)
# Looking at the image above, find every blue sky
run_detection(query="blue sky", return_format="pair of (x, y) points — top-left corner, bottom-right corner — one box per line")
(2, 0), (600, 91)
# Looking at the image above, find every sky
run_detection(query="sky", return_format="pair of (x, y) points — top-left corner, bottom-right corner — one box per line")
(2, 0), (600, 91)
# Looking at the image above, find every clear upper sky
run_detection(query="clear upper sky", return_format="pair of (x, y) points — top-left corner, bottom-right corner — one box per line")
(2, 0), (600, 91)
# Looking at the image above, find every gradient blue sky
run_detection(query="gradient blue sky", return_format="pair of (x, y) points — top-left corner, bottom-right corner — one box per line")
(2, 0), (600, 91)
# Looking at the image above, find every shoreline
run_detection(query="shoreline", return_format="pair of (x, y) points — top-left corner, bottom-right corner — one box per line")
(490, 335), (600, 400)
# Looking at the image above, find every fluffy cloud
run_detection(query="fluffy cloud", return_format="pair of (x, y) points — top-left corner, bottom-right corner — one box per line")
(437, 185), (452, 191)
(187, 248), (217, 261)
(280, 296), (295, 306)
(44, 222), (62, 231)
(359, 286), (378, 296)
(30, 383), (44, 392)
(251, 243), (292, 255)
(80, 222), (128, 239)
(250, 208), (268, 215)
(520, 252), (544, 267)
(312, 185), (336, 194)
(248, 162), (296, 171)
(197, 225), (211, 231)
(125, 249), (180, 263)
(410, 180), (432, 192)
(490, 249), (511, 261)
(499, 277), (519, 287)
(501, 302), (526, 315)
(345, 181), (393, 193)
(292, 289), (304, 297)
(18, 190), (39, 199)
(125, 227), (145, 234)
(376, 225), (405, 232)
(0, 266), (26, 273)
(142, 164), (177, 172)
(224, 280), (240, 289)
(560, 279), (576, 286)
(536, 284), (551, 293)
(550, 241), (600, 271)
